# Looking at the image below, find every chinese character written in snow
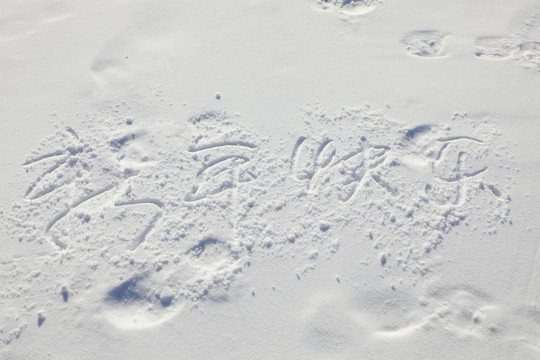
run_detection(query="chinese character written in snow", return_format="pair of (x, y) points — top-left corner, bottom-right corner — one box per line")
(290, 135), (390, 202)
(184, 112), (259, 203)
(426, 135), (489, 206)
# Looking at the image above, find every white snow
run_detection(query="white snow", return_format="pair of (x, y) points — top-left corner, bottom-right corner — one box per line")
(1, 0), (539, 358)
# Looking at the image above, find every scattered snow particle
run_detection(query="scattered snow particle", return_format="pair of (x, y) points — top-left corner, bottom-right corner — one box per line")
(61, 285), (69, 302)
(37, 311), (46, 327)
(159, 288), (174, 307)
(110, 256), (119, 265)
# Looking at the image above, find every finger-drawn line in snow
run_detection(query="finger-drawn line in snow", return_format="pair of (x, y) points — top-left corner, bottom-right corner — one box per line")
(23, 149), (69, 165)
(185, 115), (260, 203)
(371, 173), (399, 197)
(114, 198), (164, 250)
(188, 141), (257, 153)
(23, 130), (83, 200)
(24, 156), (74, 199)
(45, 184), (116, 234)
(45, 182), (164, 250)
(21, 126), (168, 251)
(290, 135), (390, 202)
(425, 135), (490, 206)
(437, 136), (483, 143)
(184, 153), (256, 202)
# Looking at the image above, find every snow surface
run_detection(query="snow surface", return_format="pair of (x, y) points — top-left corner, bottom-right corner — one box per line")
(1, 0), (539, 359)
